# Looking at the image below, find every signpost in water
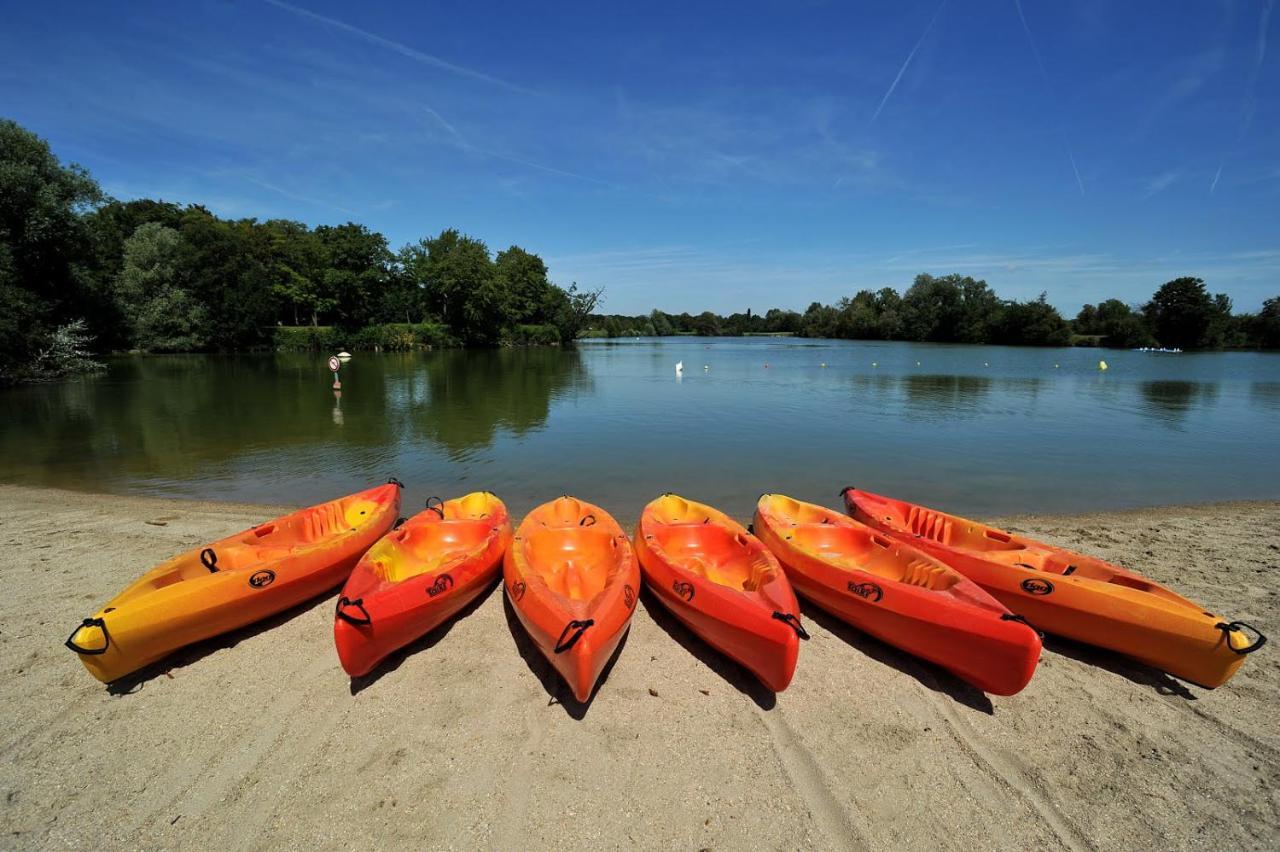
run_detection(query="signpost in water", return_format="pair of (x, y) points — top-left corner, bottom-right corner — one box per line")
(328, 355), (341, 390)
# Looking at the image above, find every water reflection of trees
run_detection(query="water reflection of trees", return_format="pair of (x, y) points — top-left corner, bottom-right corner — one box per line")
(409, 348), (588, 458)
(1138, 380), (1219, 422)
(901, 374), (995, 420)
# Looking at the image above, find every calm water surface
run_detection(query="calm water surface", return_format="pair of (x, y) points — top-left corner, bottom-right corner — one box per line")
(3, 338), (1278, 522)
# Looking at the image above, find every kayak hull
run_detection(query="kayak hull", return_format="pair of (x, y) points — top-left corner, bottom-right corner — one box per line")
(504, 497), (639, 703)
(334, 492), (511, 677)
(635, 494), (804, 692)
(755, 494), (1040, 696)
(68, 482), (402, 683)
(842, 488), (1262, 688)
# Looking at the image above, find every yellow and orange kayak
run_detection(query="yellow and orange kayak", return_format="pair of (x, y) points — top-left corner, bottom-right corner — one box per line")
(635, 494), (806, 692)
(66, 480), (402, 683)
(334, 492), (511, 677)
(504, 497), (640, 702)
(756, 494), (1040, 695)
(842, 487), (1266, 688)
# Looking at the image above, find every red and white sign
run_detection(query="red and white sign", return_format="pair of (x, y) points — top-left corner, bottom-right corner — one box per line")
(328, 356), (340, 373)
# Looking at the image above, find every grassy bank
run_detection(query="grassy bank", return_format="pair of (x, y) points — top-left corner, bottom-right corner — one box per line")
(271, 323), (564, 352)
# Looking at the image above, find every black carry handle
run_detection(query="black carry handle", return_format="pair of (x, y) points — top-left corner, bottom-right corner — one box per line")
(772, 611), (811, 640)
(200, 548), (218, 573)
(387, 476), (405, 488)
(335, 596), (372, 627)
(393, 516), (408, 530)
(65, 617), (110, 655)
(1001, 612), (1044, 639)
(838, 485), (856, 497)
(1216, 621), (1267, 655)
(425, 496), (445, 519)
(579, 514), (596, 527)
(553, 619), (595, 653)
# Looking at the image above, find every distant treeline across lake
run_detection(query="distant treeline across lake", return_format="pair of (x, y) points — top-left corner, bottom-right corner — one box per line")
(3, 117), (1278, 385)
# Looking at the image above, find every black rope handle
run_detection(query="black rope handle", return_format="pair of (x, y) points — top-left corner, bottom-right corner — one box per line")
(200, 548), (218, 573)
(1001, 612), (1044, 638)
(65, 617), (110, 655)
(393, 516), (408, 530)
(1216, 621), (1267, 655)
(335, 596), (372, 626)
(579, 514), (596, 527)
(387, 476), (404, 488)
(425, 496), (444, 519)
(772, 611), (810, 640)
(553, 619), (594, 653)
(839, 485), (856, 496)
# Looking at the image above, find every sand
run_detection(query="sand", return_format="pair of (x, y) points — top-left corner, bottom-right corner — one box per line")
(0, 484), (1276, 851)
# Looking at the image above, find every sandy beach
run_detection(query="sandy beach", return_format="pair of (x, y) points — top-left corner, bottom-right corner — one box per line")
(1, 484), (1276, 850)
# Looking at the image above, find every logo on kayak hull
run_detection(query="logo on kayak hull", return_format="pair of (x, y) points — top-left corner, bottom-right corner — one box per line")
(248, 570), (275, 589)
(673, 580), (695, 602)
(847, 581), (883, 603)
(509, 580), (526, 602)
(427, 574), (454, 597)
(1021, 578), (1054, 596)
(623, 584), (636, 609)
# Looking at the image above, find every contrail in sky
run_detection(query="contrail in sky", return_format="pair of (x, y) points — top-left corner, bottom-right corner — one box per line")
(870, 0), (948, 124)
(1213, 0), (1274, 192)
(263, 0), (530, 94)
(1013, 0), (1086, 196)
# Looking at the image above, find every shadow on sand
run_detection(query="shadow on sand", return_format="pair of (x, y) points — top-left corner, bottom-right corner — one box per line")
(105, 589), (334, 696)
(800, 601), (996, 714)
(637, 586), (777, 710)
(501, 592), (629, 720)
(1041, 634), (1198, 699)
(347, 578), (502, 695)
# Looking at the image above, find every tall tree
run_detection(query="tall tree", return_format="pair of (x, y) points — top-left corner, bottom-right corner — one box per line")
(116, 222), (207, 351)
(1143, 277), (1232, 349)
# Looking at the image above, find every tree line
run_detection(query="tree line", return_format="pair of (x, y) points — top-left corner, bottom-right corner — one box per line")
(4, 117), (1278, 383)
(589, 274), (1280, 350)
(1, 118), (598, 382)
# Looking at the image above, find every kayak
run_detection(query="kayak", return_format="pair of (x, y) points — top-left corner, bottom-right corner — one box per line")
(842, 487), (1266, 688)
(754, 493), (1041, 696)
(504, 496), (639, 702)
(334, 492), (512, 677)
(635, 493), (807, 692)
(67, 480), (403, 683)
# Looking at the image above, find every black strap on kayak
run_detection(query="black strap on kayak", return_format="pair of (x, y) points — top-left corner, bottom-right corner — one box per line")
(838, 485), (855, 497)
(1216, 621), (1267, 655)
(772, 611), (810, 640)
(425, 496), (444, 519)
(200, 548), (219, 573)
(1001, 612), (1044, 639)
(393, 516), (408, 530)
(553, 619), (594, 653)
(387, 476), (404, 488)
(65, 617), (110, 655)
(335, 596), (372, 626)
(579, 514), (596, 527)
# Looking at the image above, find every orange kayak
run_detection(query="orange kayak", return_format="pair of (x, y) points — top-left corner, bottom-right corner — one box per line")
(504, 497), (639, 702)
(635, 494), (806, 692)
(754, 494), (1041, 696)
(842, 487), (1266, 688)
(67, 481), (402, 683)
(334, 492), (512, 677)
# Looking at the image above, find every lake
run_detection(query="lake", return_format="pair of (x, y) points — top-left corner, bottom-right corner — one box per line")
(3, 338), (1278, 523)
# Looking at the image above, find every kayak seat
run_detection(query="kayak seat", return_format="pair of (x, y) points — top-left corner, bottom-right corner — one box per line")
(651, 522), (773, 592)
(523, 527), (617, 600)
(379, 521), (492, 582)
(907, 506), (953, 544)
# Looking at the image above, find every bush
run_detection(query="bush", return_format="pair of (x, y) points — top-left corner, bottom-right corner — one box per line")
(27, 320), (105, 381)
(272, 323), (455, 352)
(508, 324), (561, 345)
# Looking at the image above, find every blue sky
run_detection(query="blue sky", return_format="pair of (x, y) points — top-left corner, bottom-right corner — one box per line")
(3, 0), (1277, 314)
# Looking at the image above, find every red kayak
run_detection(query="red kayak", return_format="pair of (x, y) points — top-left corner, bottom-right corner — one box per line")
(754, 493), (1041, 696)
(634, 493), (806, 692)
(505, 497), (639, 702)
(334, 492), (511, 677)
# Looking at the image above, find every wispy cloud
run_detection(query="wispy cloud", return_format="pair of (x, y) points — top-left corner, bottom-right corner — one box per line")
(1143, 168), (1182, 198)
(1213, 0), (1275, 191)
(239, 175), (357, 215)
(870, 0), (948, 124)
(262, 0), (531, 94)
(420, 104), (612, 186)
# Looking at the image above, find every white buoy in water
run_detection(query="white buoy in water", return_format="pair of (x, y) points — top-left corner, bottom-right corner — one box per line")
(337, 351), (352, 361)
(1054, 363), (1060, 369)
(916, 361), (921, 366)
(1098, 360), (1109, 371)
(872, 361), (878, 367)
(821, 362), (827, 368)
(984, 362), (989, 367)
(703, 365), (709, 371)
(675, 360), (683, 375)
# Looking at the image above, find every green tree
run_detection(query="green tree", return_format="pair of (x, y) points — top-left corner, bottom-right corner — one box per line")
(495, 245), (552, 324)
(990, 293), (1072, 346)
(1250, 297), (1280, 349)
(0, 119), (104, 380)
(176, 208), (276, 350)
(1075, 299), (1154, 348)
(314, 223), (392, 331)
(650, 309), (674, 336)
(551, 283), (602, 342)
(1143, 277), (1232, 349)
(116, 222), (207, 351)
